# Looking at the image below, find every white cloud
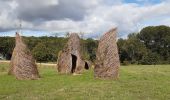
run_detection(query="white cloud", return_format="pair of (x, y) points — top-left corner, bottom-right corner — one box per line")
(0, 0), (170, 38)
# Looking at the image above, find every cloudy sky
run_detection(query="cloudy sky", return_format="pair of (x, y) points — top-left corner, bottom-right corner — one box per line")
(0, 0), (170, 38)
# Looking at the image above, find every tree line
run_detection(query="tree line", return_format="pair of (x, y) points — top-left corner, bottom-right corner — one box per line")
(0, 25), (170, 65)
(118, 25), (170, 65)
(0, 35), (98, 63)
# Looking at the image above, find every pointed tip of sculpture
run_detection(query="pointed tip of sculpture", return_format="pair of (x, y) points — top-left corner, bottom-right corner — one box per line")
(15, 32), (20, 36)
(69, 33), (80, 37)
(107, 27), (117, 33)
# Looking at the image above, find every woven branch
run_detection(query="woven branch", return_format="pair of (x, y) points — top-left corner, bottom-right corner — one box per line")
(94, 28), (120, 79)
(8, 32), (40, 80)
(57, 33), (86, 74)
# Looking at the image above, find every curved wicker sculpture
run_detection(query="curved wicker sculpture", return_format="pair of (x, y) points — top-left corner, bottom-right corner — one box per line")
(94, 28), (120, 79)
(8, 32), (40, 80)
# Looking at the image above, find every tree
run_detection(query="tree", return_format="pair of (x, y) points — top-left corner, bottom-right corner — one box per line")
(117, 33), (148, 64)
(117, 38), (128, 63)
(138, 25), (170, 63)
(140, 52), (160, 65)
(0, 25), (169, 65)
(32, 43), (53, 63)
(0, 37), (15, 60)
(83, 38), (98, 62)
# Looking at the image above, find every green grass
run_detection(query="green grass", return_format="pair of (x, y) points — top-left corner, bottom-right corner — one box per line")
(0, 62), (170, 100)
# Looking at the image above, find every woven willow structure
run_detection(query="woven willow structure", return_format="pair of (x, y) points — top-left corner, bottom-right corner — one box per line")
(57, 33), (88, 74)
(94, 28), (120, 79)
(8, 32), (39, 80)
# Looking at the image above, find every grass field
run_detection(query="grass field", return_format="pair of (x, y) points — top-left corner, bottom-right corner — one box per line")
(0, 62), (170, 100)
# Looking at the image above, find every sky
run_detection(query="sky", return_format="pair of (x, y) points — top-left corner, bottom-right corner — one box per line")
(0, 0), (170, 38)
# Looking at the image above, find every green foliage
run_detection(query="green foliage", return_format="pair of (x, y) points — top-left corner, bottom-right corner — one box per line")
(0, 25), (169, 65)
(30, 36), (69, 62)
(0, 36), (97, 62)
(32, 43), (54, 62)
(118, 33), (148, 64)
(138, 25), (170, 63)
(81, 38), (98, 62)
(140, 52), (160, 65)
(0, 37), (15, 60)
(118, 25), (170, 65)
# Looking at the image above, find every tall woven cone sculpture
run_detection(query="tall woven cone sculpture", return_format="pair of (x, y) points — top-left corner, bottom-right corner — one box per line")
(8, 32), (40, 80)
(94, 28), (120, 79)
(57, 33), (86, 74)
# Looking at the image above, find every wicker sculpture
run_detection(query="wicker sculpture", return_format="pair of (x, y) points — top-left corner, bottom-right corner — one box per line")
(94, 28), (120, 79)
(8, 32), (39, 80)
(57, 33), (89, 74)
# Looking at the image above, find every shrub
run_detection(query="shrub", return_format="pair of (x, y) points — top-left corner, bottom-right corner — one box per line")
(122, 60), (130, 66)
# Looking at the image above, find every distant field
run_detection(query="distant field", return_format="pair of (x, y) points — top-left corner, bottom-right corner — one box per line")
(0, 62), (170, 100)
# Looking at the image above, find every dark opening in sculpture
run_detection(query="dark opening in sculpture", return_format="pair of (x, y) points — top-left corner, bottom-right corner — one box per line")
(71, 54), (77, 73)
(57, 33), (86, 74)
(84, 62), (89, 70)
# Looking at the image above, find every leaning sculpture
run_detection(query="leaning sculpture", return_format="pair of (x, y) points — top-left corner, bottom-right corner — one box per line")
(94, 28), (120, 79)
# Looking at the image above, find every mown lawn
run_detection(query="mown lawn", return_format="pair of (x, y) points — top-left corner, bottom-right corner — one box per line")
(0, 62), (170, 100)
